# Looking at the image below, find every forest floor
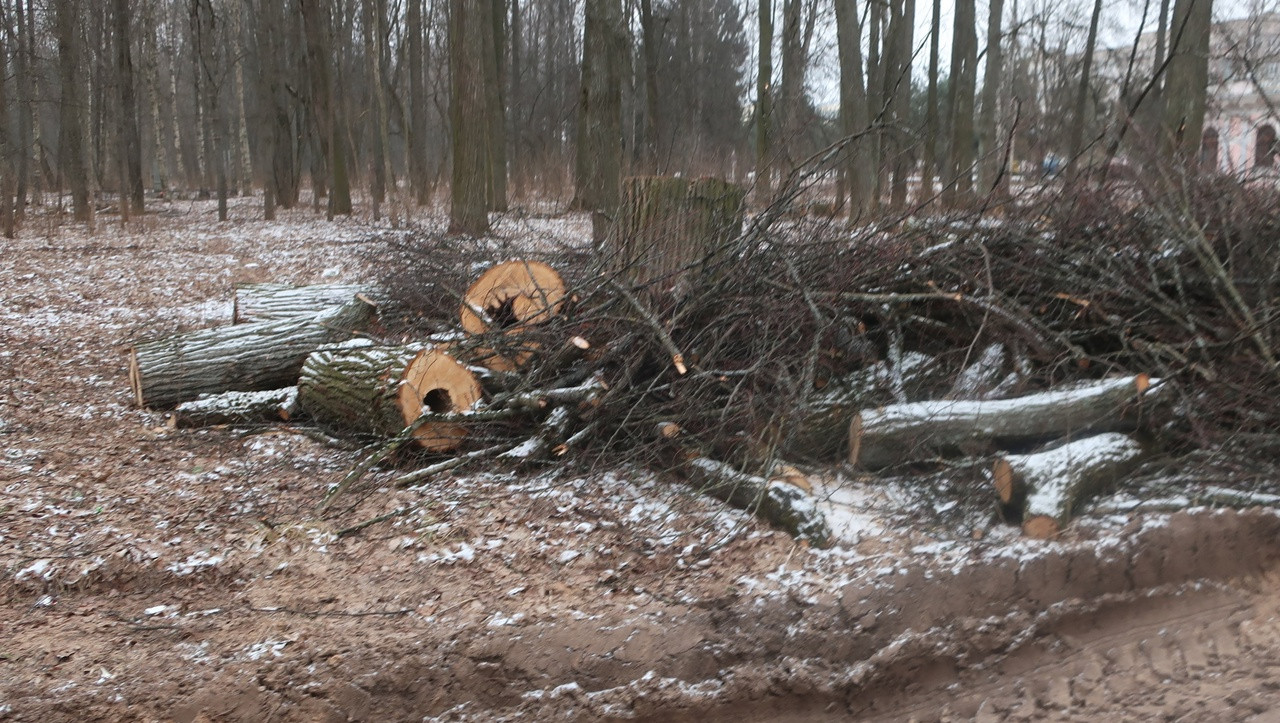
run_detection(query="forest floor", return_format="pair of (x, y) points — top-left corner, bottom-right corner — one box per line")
(4, 197), (1280, 721)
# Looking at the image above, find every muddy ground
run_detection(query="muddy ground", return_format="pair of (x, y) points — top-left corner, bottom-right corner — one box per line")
(3, 198), (1280, 721)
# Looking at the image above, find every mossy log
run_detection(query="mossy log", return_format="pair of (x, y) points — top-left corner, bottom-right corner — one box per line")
(991, 432), (1148, 538)
(685, 457), (831, 546)
(128, 298), (377, 408)
(606, 176), (746, 293)
(850, 374), (1162, 469)
(298, 343), (482, 452)
(172, 387), (300, 427)
(232, 282), (380, 323)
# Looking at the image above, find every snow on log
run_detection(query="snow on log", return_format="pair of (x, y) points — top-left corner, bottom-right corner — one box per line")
(172, 387), (300, 427)
(990, 432), (1148, 538)
(685, 457), (831, 546)
(232, 282), (378, 323)
(785, 352), (941, 461)
(297, 343), (482, 452)
(948, 343), (1007, 399)
(850, 374), (1161, 469)
(128, 298), (377, 409)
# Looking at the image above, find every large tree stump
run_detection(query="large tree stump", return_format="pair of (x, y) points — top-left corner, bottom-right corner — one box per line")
(128, 298), (377, 408)
(297, 343), (483, 452)
(991, 432), (1148, 538)
(850, 374), (1161, 469)
(232, 282), (378, 323)
(606, 176), (746, 293)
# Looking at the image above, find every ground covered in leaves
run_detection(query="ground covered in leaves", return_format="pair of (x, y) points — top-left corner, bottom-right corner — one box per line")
(4, 197), (1280, 721)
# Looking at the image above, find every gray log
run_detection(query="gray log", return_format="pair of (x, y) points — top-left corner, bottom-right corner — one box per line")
(128, 298), (377, 408)
(990, 432), (1148, 538)
(685, 457), (831, 546)
(850, 374), (1162, 469)
(172, 387), (300, 427)
(232, 282), (379, 322)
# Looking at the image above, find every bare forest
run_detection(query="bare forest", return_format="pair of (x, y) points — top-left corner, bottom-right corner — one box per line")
(10, 0), (1280, 720)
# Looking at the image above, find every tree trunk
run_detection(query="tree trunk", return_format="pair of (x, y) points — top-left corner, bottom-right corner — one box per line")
(778, 0), (804, 170)
(943, 0), (977, 206)
(1067, 0), (1102, 171)
(486, 0), (508, 212)
(407, 0), (429, 205)
(303, 0), (351, 216)
(605, 176), (746, 293)
(572, 0), (625, 214)
(56, 0), (93, 224)
(921, 0), (942, 203)
(835, 0), (872, 220)
(459, 260), (567, 334)
(128, 298), (377, 409)
(114, 0), (144, 215)
(173, 387), (302, 427)
(1162, 0), (1212, 160)
(850, 375), (1162, 469)
(449, 0), (491, 235)
(297, 343), (483, 452)
(976, 0), (1005, 195)
(755, 0), (773, 202)
(992, 433), (1148, 538)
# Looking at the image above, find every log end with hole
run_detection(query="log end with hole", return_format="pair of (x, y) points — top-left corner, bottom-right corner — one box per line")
(400, 348), (484, 451)
(460, 260), (567, 336)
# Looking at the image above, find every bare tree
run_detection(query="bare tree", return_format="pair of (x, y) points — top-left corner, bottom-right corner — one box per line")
(56, 0), (93, 224)
(450, 0), (491, 234)
(944, 0), (978, 205)
(572, 0), (625, 215)
(977, 0), (1007, 194)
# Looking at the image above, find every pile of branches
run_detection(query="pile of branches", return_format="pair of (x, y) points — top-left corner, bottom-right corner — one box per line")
(369, 171), (1280, 523)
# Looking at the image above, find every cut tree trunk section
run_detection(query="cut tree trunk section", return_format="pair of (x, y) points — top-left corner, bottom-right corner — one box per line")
(991, 432), (1148, 538)
(128, 298), (377, 408)
(460, 260), (567, 371)
(233, 282), (378, 323)
(606, 176), (746, 294)
(172, 387), (300, 427)
(298, 342), (482, 452)
(850, 374), (1160, 469)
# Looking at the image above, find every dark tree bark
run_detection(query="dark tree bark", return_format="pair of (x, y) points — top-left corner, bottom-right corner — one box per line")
(572, 0), (625, 215)
(1067, 0), (1102, 170)
(943, 0), (977, 206)
(449, 0), (491, 234)
(638, 0), (660, 171)
(55, 0), (93, 224)
(835, 0), (871, 219)
(407, 0), (429, 205)
(301, 0), (350, 216)
(1163, 0), (1212, 160)
(921, 0), (942, 202)
(755, 0), (774, 202)
(977, 0), (1006, 194)
(114, 0), (144, 215)
(487, 0), (507, 211)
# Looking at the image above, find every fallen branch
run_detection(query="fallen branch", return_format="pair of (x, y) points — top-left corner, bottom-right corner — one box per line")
(171, 387), (300, 427)
(684, 457), (831, 546)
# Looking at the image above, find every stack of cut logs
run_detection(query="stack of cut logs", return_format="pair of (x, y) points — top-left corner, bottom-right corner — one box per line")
(845, 352), (1163, 538)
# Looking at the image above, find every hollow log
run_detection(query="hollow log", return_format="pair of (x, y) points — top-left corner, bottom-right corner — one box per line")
(460, 260), (567, 335)
(232, 282), (379, 323)
(685, 457), (831, 546)
(785, 352), (941, 461)
(172, 387), (300, 427)
(298, 343), (483, 452)
(128, 298), (377, 409)
(850, 374), (1161, 469)
(606, 175), (746, 293)
(990, 433), (1148, 538)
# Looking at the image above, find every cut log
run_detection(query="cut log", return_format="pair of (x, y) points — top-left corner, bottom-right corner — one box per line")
(785, 352), (941, 461)
(297, 343), (483, 452)
(850, 374), (1162, 469)
(172, 387), (300, 427)
(990, 433), (1148, 538)
(460, 260), (567, 335)
(606, 176), (746, 294)
(685, 457), (831, 546)
(128, 298), (377, 409)
(232, 282), (378, 323)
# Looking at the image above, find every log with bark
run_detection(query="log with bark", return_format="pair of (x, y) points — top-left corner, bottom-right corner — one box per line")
(990, 432), (1148, 538)
(606, 175), (746, 294)
(172, 387), (300, 427)
(232, 282), (379, 323)
(685, 457), (831, 546)
(128, 297), (378, 408)
(850, 374), (1161, 469)
(298, 342), (483, 452)
(785, 351), (942, 461)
